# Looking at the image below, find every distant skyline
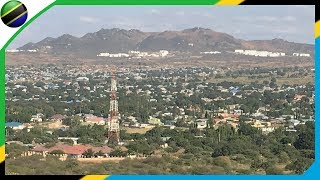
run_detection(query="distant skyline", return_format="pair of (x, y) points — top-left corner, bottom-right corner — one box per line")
(9, 5), (315, 48)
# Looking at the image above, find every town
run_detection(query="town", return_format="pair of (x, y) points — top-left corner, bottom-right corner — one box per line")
(5, 62), (315, 175)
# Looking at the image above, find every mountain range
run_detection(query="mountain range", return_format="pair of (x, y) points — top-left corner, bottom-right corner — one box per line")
(18, 27), (314, 57)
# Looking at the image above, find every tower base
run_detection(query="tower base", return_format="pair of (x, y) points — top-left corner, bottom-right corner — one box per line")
(106, 131), (120, 145)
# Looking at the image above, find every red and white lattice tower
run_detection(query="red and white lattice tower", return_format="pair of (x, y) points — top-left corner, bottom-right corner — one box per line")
(107, 69), (120, 144)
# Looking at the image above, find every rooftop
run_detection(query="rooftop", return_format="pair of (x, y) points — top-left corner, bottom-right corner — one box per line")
(5, 122), (23, 127)
(33, 143), (113, 155)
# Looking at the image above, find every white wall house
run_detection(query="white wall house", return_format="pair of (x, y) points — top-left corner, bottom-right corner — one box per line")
(30, 113), (44, 122)
(201, 51), (221, 54)
(159, 50), (169, 57)
(293, 53), (310, 57)
(196, 119), (208, 129)
(235, 49), (285, 57)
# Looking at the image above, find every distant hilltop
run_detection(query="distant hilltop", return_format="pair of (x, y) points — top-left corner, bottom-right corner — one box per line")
(13, 27), (314, 58)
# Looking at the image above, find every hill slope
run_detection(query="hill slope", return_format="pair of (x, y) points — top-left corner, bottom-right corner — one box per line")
(18, 27), (314, 57)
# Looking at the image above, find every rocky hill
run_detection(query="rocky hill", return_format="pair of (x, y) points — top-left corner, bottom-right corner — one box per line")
(18, 27), (314, 57)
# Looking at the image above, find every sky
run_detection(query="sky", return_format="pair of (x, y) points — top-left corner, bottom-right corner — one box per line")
(9, 5), (315, 49)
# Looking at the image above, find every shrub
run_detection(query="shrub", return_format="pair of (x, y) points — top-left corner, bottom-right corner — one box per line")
(265, 166), (283, 175)
(49, 150), (65, 154)
(278, 152), (290, 163)
(212, 156), (232, 169)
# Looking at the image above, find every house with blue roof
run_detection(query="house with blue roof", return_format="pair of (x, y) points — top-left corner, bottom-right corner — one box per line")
(5, 122), (25, 130)
(229, 86), (239, 94)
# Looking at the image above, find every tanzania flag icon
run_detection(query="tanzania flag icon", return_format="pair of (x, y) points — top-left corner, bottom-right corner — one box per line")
(1, 0), (27, 28)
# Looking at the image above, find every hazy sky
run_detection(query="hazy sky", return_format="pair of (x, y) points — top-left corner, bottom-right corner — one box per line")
(9, 5), (315, 48)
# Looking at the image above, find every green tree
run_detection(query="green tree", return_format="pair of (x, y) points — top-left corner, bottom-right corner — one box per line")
(94, 150), (105, 157)
(5, 143), (28, 158)
(265, 166), (283, 175)
(82, 148), (94, 158)
(238, 122), (259, 136)
(286, 157), (314, 174)
(294, 131), (314, 150)
(65, 158), (79, 169)
(49, 150), (65, 154)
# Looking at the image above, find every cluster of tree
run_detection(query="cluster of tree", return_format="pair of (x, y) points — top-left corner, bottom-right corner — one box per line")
(6, 119), (314, 175)
(6, 66), (314, 126)
(119, 121), (314, 174)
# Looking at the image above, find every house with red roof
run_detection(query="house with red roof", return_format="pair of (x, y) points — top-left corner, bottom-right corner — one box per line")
(50, 114), (66, 122)
(84, 117), (106, 125)
(31, 143), (113, 158)
(293, 94), (306, 102)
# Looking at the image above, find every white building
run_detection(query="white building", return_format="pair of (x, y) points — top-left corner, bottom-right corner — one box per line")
(149, 53), (160, 57)
(27, 49), (38, 52)
(138, 52), (148, 57)
(30, 113), (44, 122)
(261, 127), (275, 134)
(76, 77), (89, 82)
(196, 119), (208, 129)
(97, 53), (110, 57)
(6, 49), (20, 53)
(159, 50), (169, 57)
(97, 52), (129, 57)
(109, 53), (129, 57)
(300, 53), (310, 57)
(201, 51), (221, 54)
(235, 49), (285, 57)
(128, 51), (140, 54)
(293, 53), (310, 57)
(235, 49), (244, 54)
